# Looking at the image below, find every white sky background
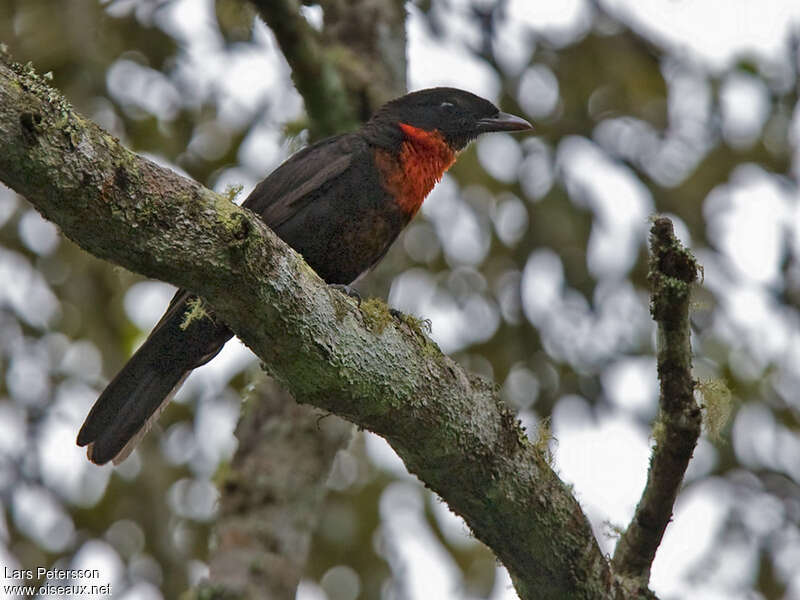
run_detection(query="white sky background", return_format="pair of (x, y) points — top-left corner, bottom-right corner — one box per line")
(3, 0), (800, 599)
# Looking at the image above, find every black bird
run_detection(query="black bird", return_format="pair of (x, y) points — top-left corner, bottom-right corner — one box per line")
(77, 87), (532, 464)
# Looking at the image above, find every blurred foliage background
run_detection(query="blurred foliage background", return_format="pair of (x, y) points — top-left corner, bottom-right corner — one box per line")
(1, 1), (800, 599)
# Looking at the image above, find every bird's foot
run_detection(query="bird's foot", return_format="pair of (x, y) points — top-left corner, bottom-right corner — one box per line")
(330, 284), (362, 306)
(389, 308), (432, 333)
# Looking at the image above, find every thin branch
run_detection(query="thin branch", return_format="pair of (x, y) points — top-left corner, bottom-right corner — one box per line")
(0, 51), (635, 600)
(612, 217), (702, 583)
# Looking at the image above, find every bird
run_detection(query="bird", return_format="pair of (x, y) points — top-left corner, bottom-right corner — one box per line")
(77, 87), (532, 465)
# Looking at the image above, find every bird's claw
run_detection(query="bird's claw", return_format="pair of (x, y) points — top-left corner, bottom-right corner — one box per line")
(391, 309), (432, 333)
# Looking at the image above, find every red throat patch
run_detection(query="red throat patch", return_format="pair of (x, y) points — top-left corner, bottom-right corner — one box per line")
(375, 123), (457, 218)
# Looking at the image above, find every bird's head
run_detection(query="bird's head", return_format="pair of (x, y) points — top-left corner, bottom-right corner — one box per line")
(369, 87), (532, 151)
(365, 88), (532, 218)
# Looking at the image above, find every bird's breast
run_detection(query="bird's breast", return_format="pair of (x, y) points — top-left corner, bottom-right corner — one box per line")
(374, 124), (456, 218)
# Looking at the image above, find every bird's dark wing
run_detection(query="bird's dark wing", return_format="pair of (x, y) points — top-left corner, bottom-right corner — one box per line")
(243, 133), (361, 227)
(140, 136), (361, 346)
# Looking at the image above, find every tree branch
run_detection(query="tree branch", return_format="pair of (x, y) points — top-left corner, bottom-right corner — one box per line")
(612, 217), (701, 583)
(251, 0), (358, 138)
(251, 0), (406, 138)
(0, 51), (637, 600)
(316, 0), (407, 111)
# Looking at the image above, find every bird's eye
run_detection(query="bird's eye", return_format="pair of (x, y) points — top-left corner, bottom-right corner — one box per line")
(440, 101), (455, 111)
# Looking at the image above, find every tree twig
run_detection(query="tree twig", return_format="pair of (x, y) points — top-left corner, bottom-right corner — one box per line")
(611, 217), (702, 583)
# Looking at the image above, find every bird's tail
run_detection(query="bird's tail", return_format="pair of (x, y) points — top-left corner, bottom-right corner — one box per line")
(77, 291), (232, 465)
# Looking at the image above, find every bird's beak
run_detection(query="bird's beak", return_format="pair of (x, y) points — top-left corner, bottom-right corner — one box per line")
(476, 111), (533, 133)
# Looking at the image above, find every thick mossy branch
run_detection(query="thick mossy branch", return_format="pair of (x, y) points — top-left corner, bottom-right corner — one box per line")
(611, 217), (702, 584)
(0, 53), (646, 599)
